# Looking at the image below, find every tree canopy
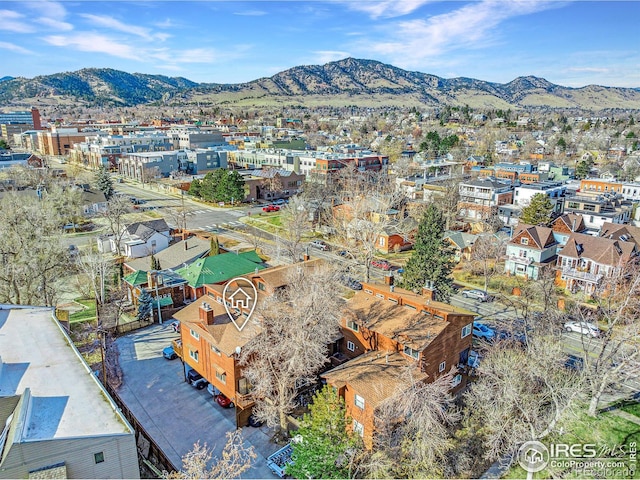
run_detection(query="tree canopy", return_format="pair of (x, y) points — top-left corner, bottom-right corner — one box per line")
(287, 386), (361, 479)
(95, 165), (115, 200)
(519, 193), (554, 226)
(400, 204), (456, 301)
(188, 169), (245, 204)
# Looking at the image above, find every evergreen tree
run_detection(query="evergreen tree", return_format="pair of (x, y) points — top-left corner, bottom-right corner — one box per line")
(520, 193), (554, 226)
(286, 386), (361, 479)
(575, 159), (592, 179)
(137, 288), (154, 322)
(95, 165), (114, 200)
(209, 236), (219, 256)
(400, 204), (456, 301)
(150, 254), (161, 270)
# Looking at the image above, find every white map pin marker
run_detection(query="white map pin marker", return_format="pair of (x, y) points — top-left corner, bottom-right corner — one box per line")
(222, 277), (258, 331)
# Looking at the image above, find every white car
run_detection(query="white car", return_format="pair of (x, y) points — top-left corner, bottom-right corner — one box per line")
(564, 321), (600, 337)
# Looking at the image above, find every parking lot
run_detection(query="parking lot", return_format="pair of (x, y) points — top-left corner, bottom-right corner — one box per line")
(115, 323), (276, 478)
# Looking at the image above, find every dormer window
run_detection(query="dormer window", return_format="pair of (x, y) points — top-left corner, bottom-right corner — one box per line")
(520, 237), (529, 245)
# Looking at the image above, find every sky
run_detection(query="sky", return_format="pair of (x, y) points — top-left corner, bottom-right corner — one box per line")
(1, 0), (639, 88)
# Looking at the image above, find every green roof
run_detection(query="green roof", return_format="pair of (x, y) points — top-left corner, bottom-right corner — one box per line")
(124, 270), (148, 286)
(155, 296), (173, 307)
(175, 250), (265, 288)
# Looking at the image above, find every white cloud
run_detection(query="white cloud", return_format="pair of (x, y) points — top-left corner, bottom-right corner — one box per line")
(79, 14), (164, 41)
(36, 17), (73, 31)
(43, 33), (139, 60)
(24, 1), (67, 20)
(338, 0), (436, 19)
(0, 41), (35, 55)
(0, 10), (35, 33)
(233, 10), (268, 16)
(358, 0), (562, 68)
(313, 50), (350, 64)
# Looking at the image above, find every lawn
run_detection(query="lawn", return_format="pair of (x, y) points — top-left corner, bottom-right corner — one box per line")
(502, 407), (640, 479)
(621, 402), (640, 418)
(69, 298), (97, 324)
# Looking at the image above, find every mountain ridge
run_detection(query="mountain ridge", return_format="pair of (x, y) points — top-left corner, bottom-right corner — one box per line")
(2, 58), (639, 110)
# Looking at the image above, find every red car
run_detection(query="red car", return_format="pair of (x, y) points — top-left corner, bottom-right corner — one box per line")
(216, 393), (235, 408)
(262, 205), (280, 212)
(371, 259), (392, 270)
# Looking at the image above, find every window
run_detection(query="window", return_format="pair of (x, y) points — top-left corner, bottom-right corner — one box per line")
(353, 419), (364, 437)
(520, 237), (529, 245)
(216, 370), (227, 384)
(364, 288), (373, 295)
(94, 452), (105, 464)
(258, 282), (266, 291)
(403, 345), (419, 360)
(452, 374), (463, 387)
(439, 361), (446, 373)
(211, 344), (221, 355)
(190, 329), (200, 340)
(354, 394), (365, 409)
(189, 349), (199, 362)
(346, 341), (355, 352)
(346, 321), (359, 332)
(461, 323), (472, 338)
(375, 293), (385, 299)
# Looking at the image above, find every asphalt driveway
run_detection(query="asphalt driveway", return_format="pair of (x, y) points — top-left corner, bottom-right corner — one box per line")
(115, 323), (277, 478)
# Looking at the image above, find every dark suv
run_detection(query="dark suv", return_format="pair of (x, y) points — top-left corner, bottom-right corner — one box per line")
(186, 369), (208, 389)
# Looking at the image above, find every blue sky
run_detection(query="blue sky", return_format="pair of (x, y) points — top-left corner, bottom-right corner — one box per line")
(1, 1), (639, 88)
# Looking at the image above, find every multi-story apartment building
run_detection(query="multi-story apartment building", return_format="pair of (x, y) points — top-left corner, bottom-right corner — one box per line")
(513, 181), (566, 215)
(458, 177), (513, 220)
(562, 192), (633, 232)
(118, 147), (231, 180)
(35, 127), (89, 156)
(323, 282), (475, 446)
(69, 133), (173, 170)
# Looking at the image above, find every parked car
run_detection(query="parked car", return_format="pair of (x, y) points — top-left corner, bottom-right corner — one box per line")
(309, 240), (329, 251)
(564, 354), (585, 371)
(68, 244), (79, 256)
(462, 289), (491, 302)
(564, 321), (600, 337)
(273, 199), (286, 205)
(473, 322), (495, 340)
(186, 369), (208, 389)
(340, 276), (362, 290)
(215, 393), (234, 408)
(171, 321), (180, 333)
(262, 205), (280, 212)
(162, 345), (177, 360)
(371, 259), (392, 270)
(248, 414), (264, 427)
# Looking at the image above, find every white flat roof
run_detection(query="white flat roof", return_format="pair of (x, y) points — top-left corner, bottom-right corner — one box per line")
(0, 306), (132, 441)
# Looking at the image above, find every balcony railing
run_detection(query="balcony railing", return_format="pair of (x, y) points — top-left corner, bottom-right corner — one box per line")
(235, 391), (255, 409)
(561, 267), (603, 283)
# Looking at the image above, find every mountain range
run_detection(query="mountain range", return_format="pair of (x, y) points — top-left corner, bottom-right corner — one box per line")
(2, 58), (639, 110)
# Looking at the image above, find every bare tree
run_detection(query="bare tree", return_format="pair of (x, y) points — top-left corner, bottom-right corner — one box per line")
(0, 190), (71, 306)
(240, 264), (343, 436)
(331, 166), (407, 281)
(102, 195), (132, 256)
(279, 197), (311, 262)
(260, 168), (284, 200)
(464, 335), (582, 463)
(429, 178), (461, 230)
(468, 233), (506, 292)
(365, 372), (459, 479)
(573, 262), (640, 416)
(163, 430), (256, 479)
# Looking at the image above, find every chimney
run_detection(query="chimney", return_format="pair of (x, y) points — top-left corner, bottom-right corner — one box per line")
(147, 271), (157, 289)
(384, 274), (394, 286)
(571, 218), (576, 231)
(198, 302), (215, 325)
(422, 280), (435, 301)
(184, 240), (188, 251)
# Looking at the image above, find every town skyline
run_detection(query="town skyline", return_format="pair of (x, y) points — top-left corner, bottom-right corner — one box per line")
(1, 0), (639, 89)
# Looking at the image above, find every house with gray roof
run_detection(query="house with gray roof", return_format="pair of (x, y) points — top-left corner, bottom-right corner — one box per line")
(111, 219), (171, 258)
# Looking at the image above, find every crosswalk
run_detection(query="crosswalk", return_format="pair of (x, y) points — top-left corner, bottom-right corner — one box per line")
(189, 209), (245, 217)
